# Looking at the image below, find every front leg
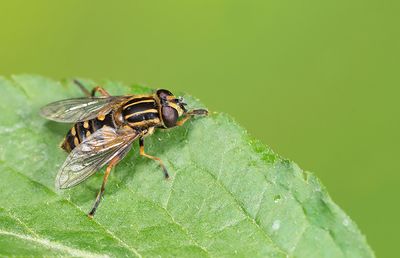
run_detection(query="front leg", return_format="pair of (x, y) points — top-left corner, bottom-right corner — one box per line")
(176, 109), (208, 126)
(139, 137), (169, 178)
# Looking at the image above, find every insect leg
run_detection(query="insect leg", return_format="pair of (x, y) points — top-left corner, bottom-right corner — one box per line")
(91, 87), (111, 97)
(73, 79), (110, 97)
(176, 109), (208, 126)
(73, 79), (91, 97)
(139, 137), (169, 178)
(88, 157), (120, 218)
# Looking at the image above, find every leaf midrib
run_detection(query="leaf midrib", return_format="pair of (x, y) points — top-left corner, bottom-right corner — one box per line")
(0, 218), (107, 258)
(1, 163), (141, 258)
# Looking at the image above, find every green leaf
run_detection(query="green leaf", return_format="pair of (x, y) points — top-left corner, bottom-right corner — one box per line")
(0, 75), (374, 257)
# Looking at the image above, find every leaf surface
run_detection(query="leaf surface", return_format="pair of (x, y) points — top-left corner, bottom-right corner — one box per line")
(0, 75), (374, 257)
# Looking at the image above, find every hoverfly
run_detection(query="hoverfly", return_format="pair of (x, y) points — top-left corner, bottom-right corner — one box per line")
(40, 80), (208, 217)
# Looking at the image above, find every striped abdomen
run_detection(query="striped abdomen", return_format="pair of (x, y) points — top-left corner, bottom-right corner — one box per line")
(61, 112), (116, 152)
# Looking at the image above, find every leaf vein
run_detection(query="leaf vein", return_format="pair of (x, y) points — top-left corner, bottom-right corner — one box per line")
(0, 229), (109, 258)
(190, 161), (288, 257)
(122, 180), (211, 257)
(3, 164), (142, 258)
(0, 211), (109, 258)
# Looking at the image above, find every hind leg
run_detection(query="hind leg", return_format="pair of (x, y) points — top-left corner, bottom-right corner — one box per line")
(91, 86), (110, 97)
(88, 157), (120, 218)
(73, 80), (110, 97)
(73, 79), (91, 97)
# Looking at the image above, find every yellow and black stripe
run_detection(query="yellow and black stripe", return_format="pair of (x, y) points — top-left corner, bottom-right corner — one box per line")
(61, 95), (165, 152)
(61, 113), (117, 152)
(122, 97), (161, 128)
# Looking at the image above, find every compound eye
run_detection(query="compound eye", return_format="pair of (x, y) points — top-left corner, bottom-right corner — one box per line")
(157, 89), (173, 100)
(162, 106), (178, 128)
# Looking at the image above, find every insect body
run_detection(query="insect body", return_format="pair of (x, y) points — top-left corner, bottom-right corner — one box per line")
(40, 81), (208, 217)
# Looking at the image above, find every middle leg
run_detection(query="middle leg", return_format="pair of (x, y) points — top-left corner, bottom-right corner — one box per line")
(139, 137), (169, 178)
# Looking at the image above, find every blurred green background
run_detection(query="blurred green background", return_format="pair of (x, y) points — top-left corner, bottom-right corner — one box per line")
(0, 1), (398, 256)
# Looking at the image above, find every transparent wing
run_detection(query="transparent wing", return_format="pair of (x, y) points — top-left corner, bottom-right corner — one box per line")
(40, 96), (130, 123)
(55, 126), (139, 189)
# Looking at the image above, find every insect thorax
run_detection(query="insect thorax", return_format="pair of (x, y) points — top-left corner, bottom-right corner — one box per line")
(121, 96), (161, 129)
